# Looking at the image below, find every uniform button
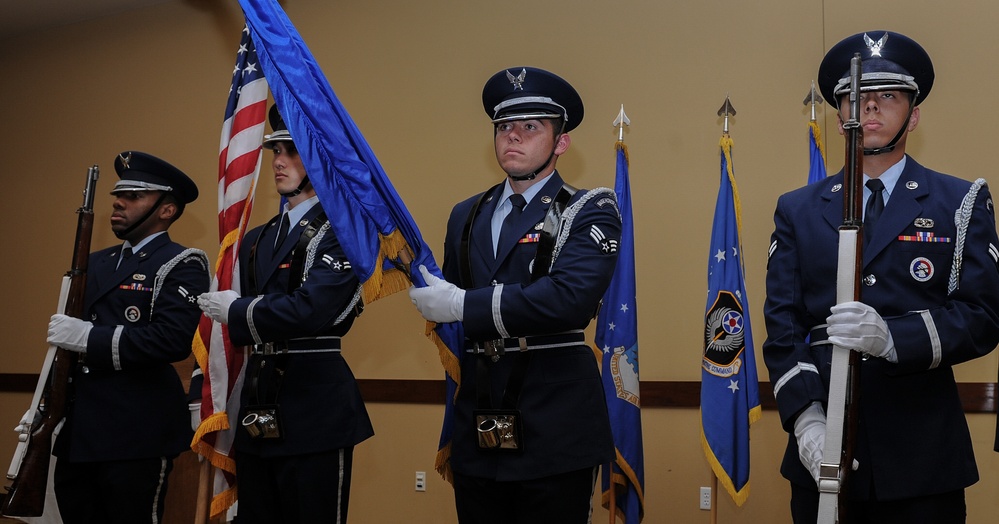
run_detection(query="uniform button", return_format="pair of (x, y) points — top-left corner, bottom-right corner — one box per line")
(863, 274), (877, 287)
(91, 314), (98, 321)
(82, 366), (90, 374)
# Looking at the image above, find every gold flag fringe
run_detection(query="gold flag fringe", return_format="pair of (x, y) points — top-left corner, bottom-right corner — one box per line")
(362, 229), (416, 304)
(435, 442), (454, 484)
(700, 403), (762, 507)
(600, 447), (647, 521)
(189, 409), (239, 520)
(425, 319), (461, 483)
(809, 120), (827, 164)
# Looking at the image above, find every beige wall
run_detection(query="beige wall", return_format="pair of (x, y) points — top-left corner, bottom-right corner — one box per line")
(3, 0), (998, 522)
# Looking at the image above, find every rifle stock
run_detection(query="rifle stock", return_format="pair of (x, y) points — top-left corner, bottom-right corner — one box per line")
(2, 165), (99, 517)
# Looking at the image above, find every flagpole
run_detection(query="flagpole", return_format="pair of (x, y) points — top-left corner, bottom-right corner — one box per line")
(711, 473), (719, 524)
(710, 96), (735, 524)
(803, 80), (824, 123)
(606, 104), (630, 524)
(608, 474), (617, 524)
(195, 459), (213, 524)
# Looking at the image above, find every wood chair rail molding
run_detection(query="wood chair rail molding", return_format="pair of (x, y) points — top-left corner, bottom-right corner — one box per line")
(2, 375), (995, 413)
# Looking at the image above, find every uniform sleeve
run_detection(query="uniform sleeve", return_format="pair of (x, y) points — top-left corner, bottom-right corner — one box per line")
(226, 228), (361, 346)
(85, 253), (210, 370)
(886, 184), (999, 372)
(762, 195), (828, 430)
(461, 190), (621, 340)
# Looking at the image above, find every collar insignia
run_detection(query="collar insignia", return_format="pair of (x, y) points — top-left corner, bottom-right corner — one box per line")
(831, 183), (842, 193)
(864, 32), (889, 58)
(906, 181), (919, 190)
(506, 69), (527, 91)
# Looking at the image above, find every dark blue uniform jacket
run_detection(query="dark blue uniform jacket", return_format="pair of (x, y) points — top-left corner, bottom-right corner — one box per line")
(55, 233), (209, 462)
(442, 172), (621, 481)
(226, 204), (373, 457)
(763, 156), (999, 500)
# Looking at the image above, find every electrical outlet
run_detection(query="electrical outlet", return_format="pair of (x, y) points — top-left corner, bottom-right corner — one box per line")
(699, 486), (711, 510)
(415, 471), (426, 492)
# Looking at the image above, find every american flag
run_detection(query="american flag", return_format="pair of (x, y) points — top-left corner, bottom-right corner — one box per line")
(191, 26), (267, 519)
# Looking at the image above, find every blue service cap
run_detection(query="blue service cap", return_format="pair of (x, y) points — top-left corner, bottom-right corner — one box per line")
(262, 104), (292, 150)
(112, 151), (198, 204)
(818, 31), (934, 109)
(482, 67), (584, 132)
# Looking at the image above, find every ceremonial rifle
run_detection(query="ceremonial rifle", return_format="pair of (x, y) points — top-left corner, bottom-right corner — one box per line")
(817, 54), (863, 524)
(2, 166), (99, 517)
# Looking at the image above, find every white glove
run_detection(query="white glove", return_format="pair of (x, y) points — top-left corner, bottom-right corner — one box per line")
(198, 290), (239, 324)
(14, 409), (36, 442)
(826, 301), (897, 362)
(793, 402), (826, 484)
(408, 265), (465, 323)
(47, 314), (93, 353)
(189, 403), (201, 432)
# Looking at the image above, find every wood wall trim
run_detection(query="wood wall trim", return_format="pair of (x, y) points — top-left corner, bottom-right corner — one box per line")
(3, 374), (994, 413)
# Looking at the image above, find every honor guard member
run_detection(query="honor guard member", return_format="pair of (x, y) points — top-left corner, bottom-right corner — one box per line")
(44, 151), (209, 523)
(197, 105), (373, 524)
(763, 31), (999, 523)
(409, 67), (621, 523)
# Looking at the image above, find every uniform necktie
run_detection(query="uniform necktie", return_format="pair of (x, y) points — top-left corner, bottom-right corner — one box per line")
(116, 247), (132, 271)
(497, 194), (527, 256)
(274, 213), (289, 250)
(864, 179), (885, 244)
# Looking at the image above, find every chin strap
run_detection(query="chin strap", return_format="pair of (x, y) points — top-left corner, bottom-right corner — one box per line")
(508, 150), (556, 182)
(863, 97), (916, 156)
(279, 176), (311, 198)
(114, 193), (169, 240)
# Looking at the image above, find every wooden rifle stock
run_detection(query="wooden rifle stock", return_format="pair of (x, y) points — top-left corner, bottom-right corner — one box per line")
(2, 165), (99, 517)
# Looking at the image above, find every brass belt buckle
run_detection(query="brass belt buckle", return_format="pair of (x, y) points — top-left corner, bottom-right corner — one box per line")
(482, 339), (505, 362)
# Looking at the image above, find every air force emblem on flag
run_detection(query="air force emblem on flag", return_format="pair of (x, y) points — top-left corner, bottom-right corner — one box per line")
(610, 345), (641, 407)
(703, 290), (746, 377)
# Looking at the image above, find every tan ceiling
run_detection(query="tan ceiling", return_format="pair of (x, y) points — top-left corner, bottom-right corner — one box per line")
(1, 0), (173, 40)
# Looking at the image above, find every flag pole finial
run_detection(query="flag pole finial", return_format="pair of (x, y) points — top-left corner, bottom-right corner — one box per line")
(717, 96), (736, 134)
(802, 81), (825, 122)
(613, 104), (631, 142)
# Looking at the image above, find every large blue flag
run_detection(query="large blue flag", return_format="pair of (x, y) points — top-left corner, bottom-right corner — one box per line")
(238, 0), (464, 482)
(597, 142), (645, 522)
(807, 121), (828, 185)
(700, 134), (761, 506)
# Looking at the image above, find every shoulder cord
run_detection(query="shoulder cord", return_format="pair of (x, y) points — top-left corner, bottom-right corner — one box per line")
(948, 178), (987, 295)
(150, 248), (209, 319)
(549, 187), (619, 269)
(295, 215), (364, 326)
